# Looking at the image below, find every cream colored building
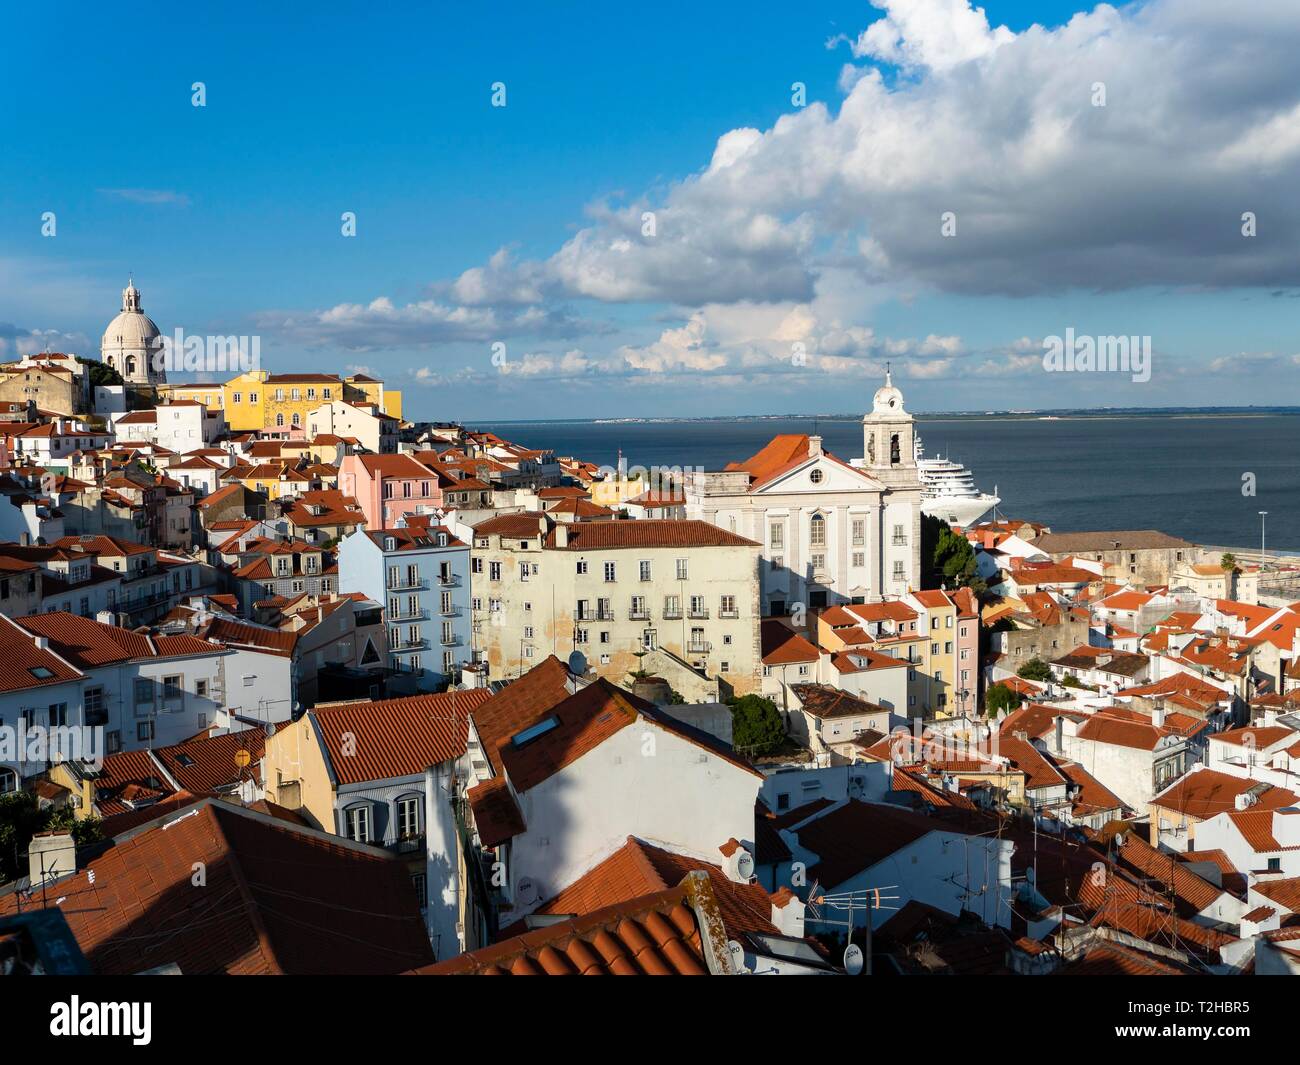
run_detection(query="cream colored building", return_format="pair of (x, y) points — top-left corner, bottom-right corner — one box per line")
(685, 370), (923, 616)
(307, 399), (399, 454)
(469, 513), (761, 701)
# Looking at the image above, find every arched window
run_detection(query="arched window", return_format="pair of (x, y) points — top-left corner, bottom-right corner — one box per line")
(890, 433), (901, 464)
(292, 412), (301, 426)
(126, 356), (137, 377)
(276, 413), (285, 427)
(0, 767), (17, 794)
(809, 513), (826, 548)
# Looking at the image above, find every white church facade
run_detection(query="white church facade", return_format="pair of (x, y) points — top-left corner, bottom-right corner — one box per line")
(684, 370), (923, 616)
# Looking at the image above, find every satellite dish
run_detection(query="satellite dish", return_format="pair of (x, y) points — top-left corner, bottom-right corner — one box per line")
(233, 749), (251, 769)
(567, 650), (588, 677)
(843, 943), (864, 976)
(727, 940), (747, 972)
(735, 851), (755, 880)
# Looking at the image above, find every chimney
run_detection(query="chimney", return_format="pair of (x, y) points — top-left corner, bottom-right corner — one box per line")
(553, 523), (568, 548)
(19, 532), (30, 546)
(33, 636), (49, 651)
(770, 887), (806, 937)
(28, 831), (76, 886)
(808, 435), (823, 457)
(1273, 808), (1300, 849)
(1151, 706), (1166, 728)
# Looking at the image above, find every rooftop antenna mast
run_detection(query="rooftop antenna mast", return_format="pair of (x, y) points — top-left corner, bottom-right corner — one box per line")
(806, 884), (900, 975)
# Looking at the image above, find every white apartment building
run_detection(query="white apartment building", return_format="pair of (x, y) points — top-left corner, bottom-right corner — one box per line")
(113, 401), (226, 454)
(470, 514), (761, 701)
(307, 399), (399, 454)
(685, 370), (922, 616)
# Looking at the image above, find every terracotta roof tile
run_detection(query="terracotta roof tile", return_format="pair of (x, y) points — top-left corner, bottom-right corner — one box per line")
(0, 801), (433, 975)
(313, 688), (493, 785)
(414, 879), (717, 975)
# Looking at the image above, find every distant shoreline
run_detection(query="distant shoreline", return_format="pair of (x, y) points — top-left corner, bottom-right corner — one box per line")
(474, 408), (1300, 427)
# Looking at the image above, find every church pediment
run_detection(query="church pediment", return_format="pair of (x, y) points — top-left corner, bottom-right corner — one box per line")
(751, 454), (888, 495)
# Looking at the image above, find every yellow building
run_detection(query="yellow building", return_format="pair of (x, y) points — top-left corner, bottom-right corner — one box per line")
(238, 461), (313, 501)
(222, 370), (269, 431)
(344, 373), (402, 421)
(158, 381), (226, 410)
(222, 371), (400, 432)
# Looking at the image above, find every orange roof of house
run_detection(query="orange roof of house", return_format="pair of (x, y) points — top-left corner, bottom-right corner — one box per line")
(312, 688), (494, 785)
(0, 615), (84, 694)
(506, 835), (783, 941)
(0, 801), (434, 975)
(760, 619), (820, 665)
(1151, 768), (1297, 821)
(413, 874), (726, 975)
(546, 519), (758, 550)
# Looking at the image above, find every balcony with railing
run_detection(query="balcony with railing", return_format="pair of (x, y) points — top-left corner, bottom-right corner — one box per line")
(385, 833), (425, 855)
(891, 535), (908, 546)
(388, 575), (429, 591)
(687, 606), (710, 619)
(440, 604), (463, 617)
(390, 637), (430, 652)
(663, 607), (683, 620)
(629, 607), (651, 620)
(388, 606), (429, 622)
(719, 608), (739, 619)
(438, 573), (461, 587)
(687, 640), (712, 654)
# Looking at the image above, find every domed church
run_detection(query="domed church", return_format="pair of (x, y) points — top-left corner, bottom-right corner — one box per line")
(101, 279), (166, 387)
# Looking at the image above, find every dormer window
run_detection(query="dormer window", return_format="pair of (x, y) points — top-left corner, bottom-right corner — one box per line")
(384, 537), (397, 551)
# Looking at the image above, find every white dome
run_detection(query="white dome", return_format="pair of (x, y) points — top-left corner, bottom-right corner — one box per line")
(102, 308), (162, 351)
(101, 280), (165, 385)
(870, 365), (907, 415)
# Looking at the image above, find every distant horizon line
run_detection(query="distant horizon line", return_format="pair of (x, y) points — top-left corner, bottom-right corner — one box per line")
(467, 405), (1300, 426)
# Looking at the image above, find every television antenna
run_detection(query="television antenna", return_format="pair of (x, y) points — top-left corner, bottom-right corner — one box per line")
(805, 882), (900, 976)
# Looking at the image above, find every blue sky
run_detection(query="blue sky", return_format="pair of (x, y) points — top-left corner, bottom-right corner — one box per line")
(3, 0), (1299, 419)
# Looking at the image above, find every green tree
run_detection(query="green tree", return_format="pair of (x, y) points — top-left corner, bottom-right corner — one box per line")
(922, 515), (986, 594)
(1016, 657), (1053, 682)
(1221, 552), (1238, 573)
(984, 683), (1021, 717)
(75, 355), (124, 390)
(0, 792), (101, 885)
(728, 694), (786, 756)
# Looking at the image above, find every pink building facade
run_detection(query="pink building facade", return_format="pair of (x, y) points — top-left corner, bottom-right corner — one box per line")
(339, 453), (445, 529)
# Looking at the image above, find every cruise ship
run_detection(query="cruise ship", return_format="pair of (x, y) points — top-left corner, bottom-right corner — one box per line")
(915, 436), (999, 528)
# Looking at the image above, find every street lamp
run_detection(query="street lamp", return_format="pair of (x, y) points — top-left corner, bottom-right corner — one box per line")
(1260, 511), (1268, 570)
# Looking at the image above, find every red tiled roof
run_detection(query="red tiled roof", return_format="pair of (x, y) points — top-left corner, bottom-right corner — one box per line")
(153, 724), (291, 795)
(760, 619), (820, 665)
(1151, 768), (1297, 822)
(414, 876), (721, 975)
(0, 801), (434, 975)
(507, 836), (782, 941)
(546, 519), (758, 550)
(0, 614), (83, 694)
(1252, 877), (1300, 913)
(1058, 942), (1192, 976)
(472, 511), (548, 538)
(466, 776), (526, 847)
(89, 749), (177, 817)
(308, 689), (492, 786)
(197, 617), (298, 657)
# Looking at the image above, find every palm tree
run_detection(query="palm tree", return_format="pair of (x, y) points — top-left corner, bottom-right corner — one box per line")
(1220, 552), (1238, 573)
